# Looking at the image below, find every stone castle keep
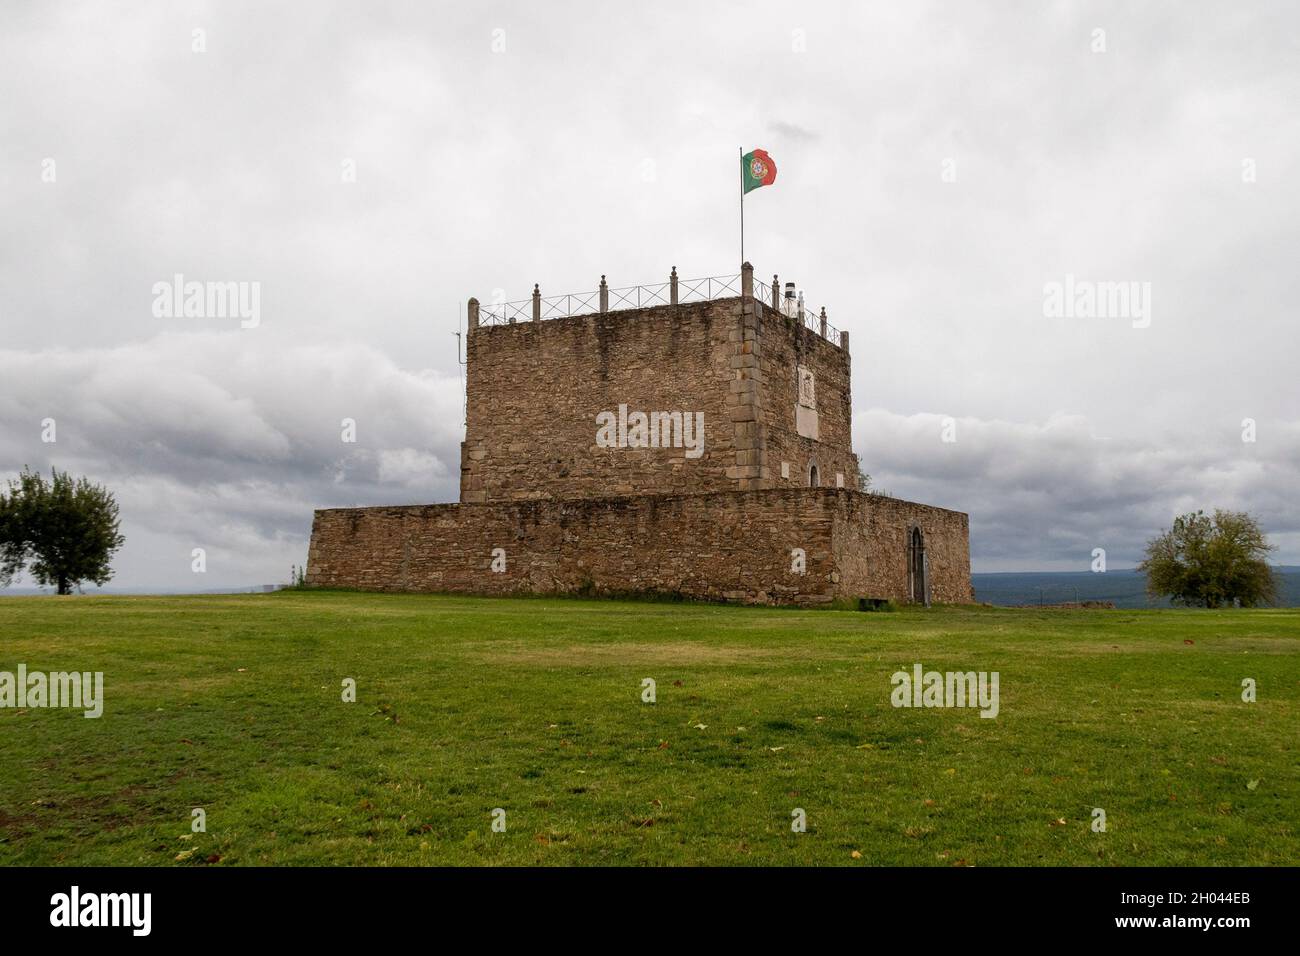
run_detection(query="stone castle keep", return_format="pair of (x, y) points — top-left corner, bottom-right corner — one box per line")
(306, 263), (973, 605)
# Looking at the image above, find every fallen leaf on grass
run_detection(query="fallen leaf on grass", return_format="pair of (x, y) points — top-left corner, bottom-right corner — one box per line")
(1247, 779), (1260, 791)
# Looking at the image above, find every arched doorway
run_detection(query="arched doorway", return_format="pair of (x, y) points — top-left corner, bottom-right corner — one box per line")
(808, 462), (820, 488)
(908, 526), (929, 605)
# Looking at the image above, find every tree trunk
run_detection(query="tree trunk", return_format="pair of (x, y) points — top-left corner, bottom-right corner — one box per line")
(58, 574), (69, 595)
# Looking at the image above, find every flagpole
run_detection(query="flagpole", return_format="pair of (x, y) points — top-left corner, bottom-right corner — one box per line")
(739, 147), (744, 268)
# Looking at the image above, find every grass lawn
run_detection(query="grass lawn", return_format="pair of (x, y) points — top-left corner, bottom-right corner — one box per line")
(0, 591), (1296, 866)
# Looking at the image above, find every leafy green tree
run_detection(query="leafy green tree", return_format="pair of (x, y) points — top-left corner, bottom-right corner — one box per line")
(1139, 509), (1279, 608)
(0, 467), (125, 595)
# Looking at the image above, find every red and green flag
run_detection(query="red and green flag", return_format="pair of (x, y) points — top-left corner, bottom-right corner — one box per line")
(741, 148), (777, 193)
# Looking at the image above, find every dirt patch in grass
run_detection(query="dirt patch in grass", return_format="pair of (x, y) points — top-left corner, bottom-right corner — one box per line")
(0, 769), (193, 834)
(1056, 637), (1298, 655)
(470, 641), (822, 667)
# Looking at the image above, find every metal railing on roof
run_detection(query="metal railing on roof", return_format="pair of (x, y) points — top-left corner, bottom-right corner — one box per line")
(476, 272), (743, 326)
(471, 267), (842, 347)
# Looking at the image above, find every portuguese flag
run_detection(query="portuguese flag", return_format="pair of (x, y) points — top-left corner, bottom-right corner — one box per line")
(741, 148), (777, 193)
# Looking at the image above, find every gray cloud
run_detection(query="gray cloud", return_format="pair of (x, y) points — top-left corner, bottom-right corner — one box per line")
(1, 1), (1296, 587)
(0, 333), (463, 588)
(767, 120), (820, 143)
(856, 410), (1300, 571)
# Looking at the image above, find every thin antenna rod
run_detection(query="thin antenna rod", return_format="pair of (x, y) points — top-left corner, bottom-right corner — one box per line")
(456, 302), (467, 428)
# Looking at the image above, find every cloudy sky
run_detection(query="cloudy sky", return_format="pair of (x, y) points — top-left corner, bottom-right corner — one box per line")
(2, 0), (1296, 589)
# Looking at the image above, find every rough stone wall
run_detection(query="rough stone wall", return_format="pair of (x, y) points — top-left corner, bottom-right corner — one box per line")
(757, 304), (860, 490)
(726, 296), (766, 491)
(309, 489), (835, 604)
(460, 293), (856, 503)
(831, 493), (973, 604)
(310, 272), (973, 607)
(462, 299), (741, 503)
(307, 489), (972, 606)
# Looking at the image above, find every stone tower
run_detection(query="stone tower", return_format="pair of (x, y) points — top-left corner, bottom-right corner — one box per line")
(306, 263), (972, 605)
(460, 263), (859, 503)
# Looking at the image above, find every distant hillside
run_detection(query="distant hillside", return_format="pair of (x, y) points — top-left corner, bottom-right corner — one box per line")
(972, 567), (1300, 608)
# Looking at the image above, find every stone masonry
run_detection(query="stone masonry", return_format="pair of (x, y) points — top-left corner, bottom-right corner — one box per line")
(307, 263), (973, 605)
(307, 489), (970, 605)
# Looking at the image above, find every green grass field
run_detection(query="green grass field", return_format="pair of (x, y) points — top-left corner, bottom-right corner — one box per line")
(1, 592), (1296, 866)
